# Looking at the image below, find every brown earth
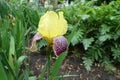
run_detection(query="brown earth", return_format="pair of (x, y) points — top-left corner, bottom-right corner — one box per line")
(29, 52), (120, 80)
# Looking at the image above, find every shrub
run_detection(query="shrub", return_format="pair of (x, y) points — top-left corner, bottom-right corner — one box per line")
(63, 0), (120, 71)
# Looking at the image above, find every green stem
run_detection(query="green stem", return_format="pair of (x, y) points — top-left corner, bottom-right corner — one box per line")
(47, 54), (50, 80)
(46, 47), (51, 80)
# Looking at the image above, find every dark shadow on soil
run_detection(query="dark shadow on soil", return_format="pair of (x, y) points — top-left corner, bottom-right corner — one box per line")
(29, 52), (120, 80)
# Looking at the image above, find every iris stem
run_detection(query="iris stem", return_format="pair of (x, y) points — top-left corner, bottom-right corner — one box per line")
(47, 54), (50, 80)
(46, 47), (51, 80)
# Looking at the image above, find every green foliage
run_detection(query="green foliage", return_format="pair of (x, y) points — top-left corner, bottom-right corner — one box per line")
(82, 37), (94, 50)
(1, 0), (120, 79)
(38, 52), (68, 80)
(38, 35), (73, 80)
(64, 0), (120, 71)
(0, 0), (45, 80)
(70, 28), (83, 46)
(101, 57), (116, 73)
(38, 39), (48, 50)
(51, 52), (67, 79)
(82, 57), (93, 71)
(0, 61), (7, 80)
(9, 35), (16, 76)
(29, 76), (37, 80)
(0, 0), (11, 17)
(111, 43), (120, 62)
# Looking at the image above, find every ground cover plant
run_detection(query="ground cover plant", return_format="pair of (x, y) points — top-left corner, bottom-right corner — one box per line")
(0, 0), (120, 80)
(63, 0), (120, 71)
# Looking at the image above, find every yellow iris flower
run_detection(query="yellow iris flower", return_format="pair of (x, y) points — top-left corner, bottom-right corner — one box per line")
(37, 11), (67, 43)
(30, 11), (68, 56)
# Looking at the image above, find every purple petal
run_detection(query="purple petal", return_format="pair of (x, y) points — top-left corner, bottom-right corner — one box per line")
(30, 33), (42, 52)
(53, 36), (68, 56)
(32, 32), (42, 42)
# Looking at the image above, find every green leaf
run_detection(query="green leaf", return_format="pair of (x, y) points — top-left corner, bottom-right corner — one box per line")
(81, 14), (90, 20)
(100, 24), (111, 35)
(9, 35), (16, 73)
(82, 37), (94, 50)
(17, 56), (27, 70)
(29, 76), (36, 80)
(51, 52), (67, 79)
(70, 29), (83, 46)
(0, 0), (10, 17)
(113, 29), (120, 40)
(0, 51), (15, 79)
(102, 58), (116, 73)
(97, 49), (102, 59)
(98, 34), (111, 42)
(111, 44), (120, 61)
(67, 26), (77, 45)
(82, 57), (93, 71)
(38, 38), (48, 49)
(0, 61), (7, 80)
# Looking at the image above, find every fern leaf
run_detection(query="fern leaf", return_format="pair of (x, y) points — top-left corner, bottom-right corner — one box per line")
(82, 57), (93, 71)
(71, 29), (83, 46)
(82, 37), (94, 50)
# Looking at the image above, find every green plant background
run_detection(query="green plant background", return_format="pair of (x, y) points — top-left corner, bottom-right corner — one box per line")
(0, 0), (120, 80)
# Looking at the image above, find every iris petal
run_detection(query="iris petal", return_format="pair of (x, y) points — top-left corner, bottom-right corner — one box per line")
(30, 33), (42, 52)
(37, 11), (67, 43)
(30, 11), (68, 55)
(53, 36), (68, 56)
(58, 12), (67, 35)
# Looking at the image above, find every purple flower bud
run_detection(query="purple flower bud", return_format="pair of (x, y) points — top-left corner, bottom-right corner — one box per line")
(53, 36), (68, 56)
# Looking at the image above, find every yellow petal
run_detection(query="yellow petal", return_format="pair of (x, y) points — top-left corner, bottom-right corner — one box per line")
(58, 11), (67, 36)
(37, 11), (67, 43)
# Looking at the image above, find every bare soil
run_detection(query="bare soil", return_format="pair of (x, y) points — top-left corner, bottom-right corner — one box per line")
(29, 52), (120, 80)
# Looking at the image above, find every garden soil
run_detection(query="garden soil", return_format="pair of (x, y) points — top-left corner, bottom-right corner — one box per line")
(29, 52), (120, 80)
